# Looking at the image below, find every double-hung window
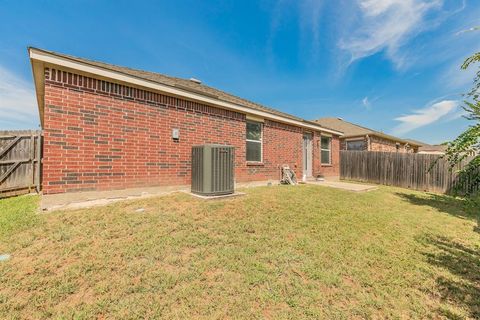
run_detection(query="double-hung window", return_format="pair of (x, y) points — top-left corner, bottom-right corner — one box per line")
(321, 136), (331, 165)
(246, 121), (262, 162)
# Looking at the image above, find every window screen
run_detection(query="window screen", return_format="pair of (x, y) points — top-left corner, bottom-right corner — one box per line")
(246, 121), (262, 162)
(321, 136), (331, 164)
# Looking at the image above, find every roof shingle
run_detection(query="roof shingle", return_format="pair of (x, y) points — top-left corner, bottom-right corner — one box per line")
(37, 48), (317, 124)
(313, 117), (422, 146)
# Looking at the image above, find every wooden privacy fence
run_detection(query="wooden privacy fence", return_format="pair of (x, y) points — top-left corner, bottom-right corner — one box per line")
(0, 130), (42, 198)
(340, 151), (476, 194)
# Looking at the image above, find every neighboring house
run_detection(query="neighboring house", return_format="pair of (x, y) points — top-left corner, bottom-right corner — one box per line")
(404, 139), (427, 148)
(29, 48), (343, 194)
(408, 140), (478, 156)
(314, 118), (422, 153)
(404, 139), (448, 155)
(417, 144), (447, 155)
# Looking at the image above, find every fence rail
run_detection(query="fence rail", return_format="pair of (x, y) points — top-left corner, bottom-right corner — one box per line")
(0, 130), (42, 198)
(340, 151), (476, 194)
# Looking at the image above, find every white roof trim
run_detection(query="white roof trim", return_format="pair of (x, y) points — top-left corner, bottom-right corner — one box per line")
(29, 48), (343, 135)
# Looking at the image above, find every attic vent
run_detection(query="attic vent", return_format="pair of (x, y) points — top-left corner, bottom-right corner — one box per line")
(190, 78), (202, 84)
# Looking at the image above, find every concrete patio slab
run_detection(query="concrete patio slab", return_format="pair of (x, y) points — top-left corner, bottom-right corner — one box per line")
(307, 180), (377, 192)
(186, 191), (246, 200)
(41, 185), (190, 212)
(41, 180), (276, 212)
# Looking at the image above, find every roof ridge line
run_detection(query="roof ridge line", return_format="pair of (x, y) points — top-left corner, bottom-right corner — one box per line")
(29, 47), (344, 135)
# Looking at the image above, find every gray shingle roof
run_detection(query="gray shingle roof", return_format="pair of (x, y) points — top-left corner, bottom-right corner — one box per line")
(313, 117), (422, 146)
(314, 118), (373, 137)
(404, 139), (427, 147)
(37, 48), (328, 127)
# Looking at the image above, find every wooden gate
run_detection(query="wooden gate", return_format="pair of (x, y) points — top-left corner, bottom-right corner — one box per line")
(0, 130), (42, 198)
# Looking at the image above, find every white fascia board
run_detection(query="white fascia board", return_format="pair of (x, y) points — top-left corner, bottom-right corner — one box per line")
(29, 48), (343, 136)
(29, 58), (46, 127)
(345, 136), (366, 141)
(246, 114), (265, 123)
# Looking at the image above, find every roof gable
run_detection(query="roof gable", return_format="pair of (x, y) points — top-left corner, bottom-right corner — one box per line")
(29, 47), (342, 135)
(313, 117), (422, 146)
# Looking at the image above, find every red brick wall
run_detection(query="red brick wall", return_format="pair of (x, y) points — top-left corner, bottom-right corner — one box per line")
(243, 120), (303, 182)
(313, 132), (340, 177)
(42, 68), (339, 194)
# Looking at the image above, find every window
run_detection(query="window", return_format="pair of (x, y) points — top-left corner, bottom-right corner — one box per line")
(246, 121), (262, 162)
(321, 136), (331, 165)
(346, 140), (366, 151)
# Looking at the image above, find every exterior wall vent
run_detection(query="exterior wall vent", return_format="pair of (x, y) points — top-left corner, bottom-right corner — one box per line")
(191, 145), (235, 196)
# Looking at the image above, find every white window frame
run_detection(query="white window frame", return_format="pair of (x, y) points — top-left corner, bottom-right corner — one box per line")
(320, 136), (331, 165)
(246, 120), (263, 162)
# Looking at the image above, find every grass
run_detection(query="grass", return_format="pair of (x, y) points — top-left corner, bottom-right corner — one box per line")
(0, 185), (479, 319)
(0, 194), (39, 240)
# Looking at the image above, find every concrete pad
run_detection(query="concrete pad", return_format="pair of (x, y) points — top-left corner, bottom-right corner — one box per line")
(236, 180), (279, 188)
(41, 185), (189, 212)
(186, 191), (246, 200)
(40, 180), (281, 211)
(40, 181), (277, 211)
(307, 180), (377, 192)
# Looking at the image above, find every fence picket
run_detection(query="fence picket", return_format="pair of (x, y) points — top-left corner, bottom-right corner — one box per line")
(340, 151), (475, 194)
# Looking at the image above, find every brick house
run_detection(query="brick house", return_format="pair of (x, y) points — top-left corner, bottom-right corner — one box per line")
(314, 118), (422, 153)
(29, 48), (343, 194)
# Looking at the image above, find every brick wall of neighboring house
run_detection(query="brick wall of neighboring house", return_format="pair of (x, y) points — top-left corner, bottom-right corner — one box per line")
(369, 136), (413, 153)
(42, 68), (339, 194)
(340, 135), (415, 153)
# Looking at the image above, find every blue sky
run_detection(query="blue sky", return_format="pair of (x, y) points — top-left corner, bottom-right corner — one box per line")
(0, 0), (479, 144)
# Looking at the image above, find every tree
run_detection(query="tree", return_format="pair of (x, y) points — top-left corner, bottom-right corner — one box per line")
(443, 52), (480, 196)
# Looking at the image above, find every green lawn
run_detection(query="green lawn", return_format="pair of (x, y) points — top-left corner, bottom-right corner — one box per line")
(0, 185), (479, 319)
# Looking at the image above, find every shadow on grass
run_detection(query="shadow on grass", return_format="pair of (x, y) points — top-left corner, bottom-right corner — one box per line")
(395, 192), (479, 230)
(423, 236), (480, 319)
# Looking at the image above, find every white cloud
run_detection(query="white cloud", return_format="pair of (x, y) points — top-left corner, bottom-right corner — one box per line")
(338, 0), (442, 69)
(440, 27), (480, 90)
(362, 96), (370, 108)
(299, 0), (325, 57)
(0, 66), (38, 129)
(454, 26), (480, 36)
(442, 58), (477, 90)
(361, 95), (381, 110)
(392, 99), (459, 135)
